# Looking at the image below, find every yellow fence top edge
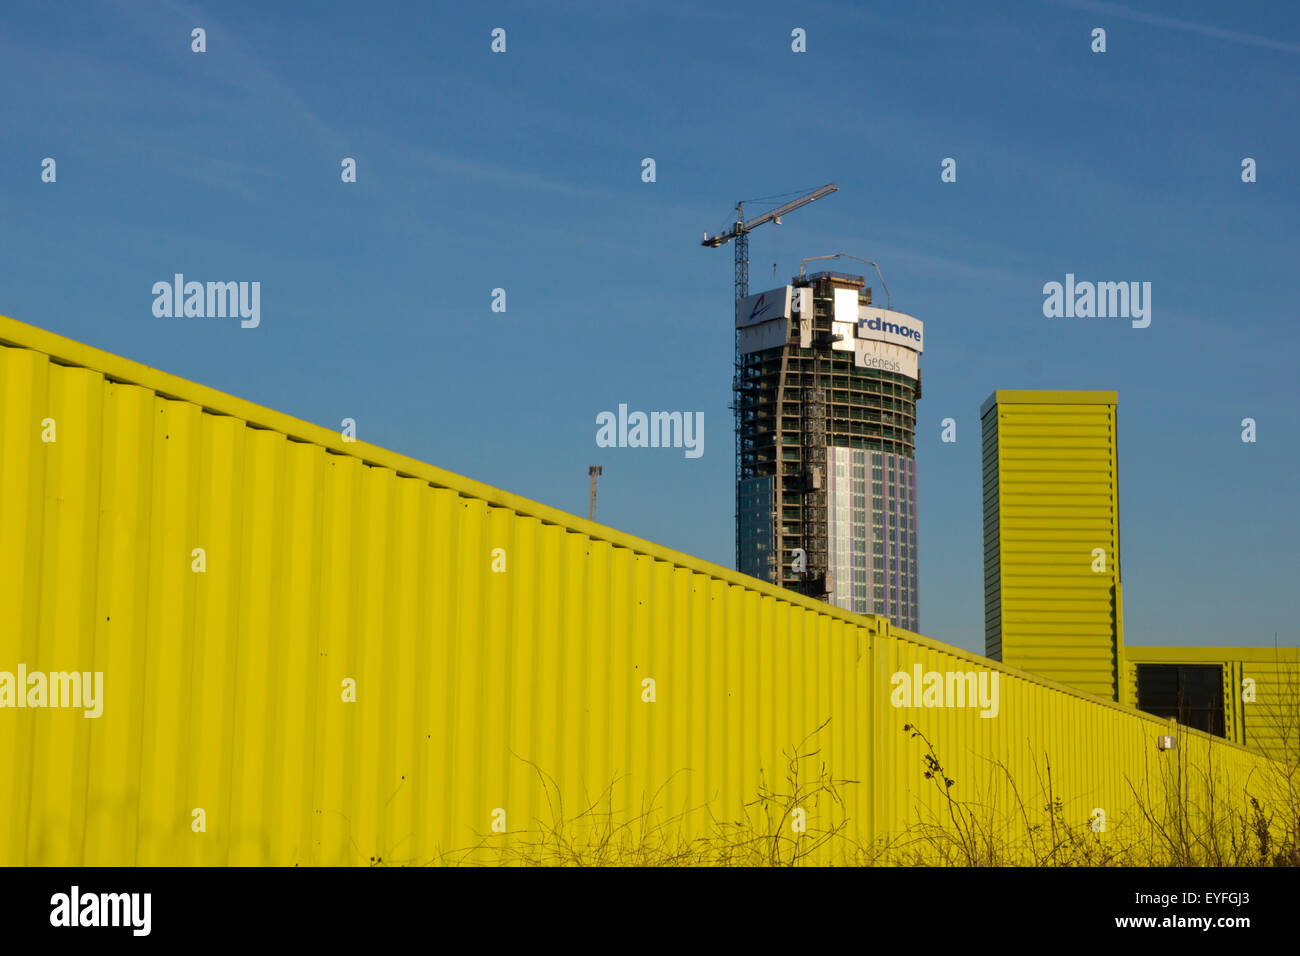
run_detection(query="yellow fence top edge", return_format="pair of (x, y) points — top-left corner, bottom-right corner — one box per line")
(888, 625), (1263, 753)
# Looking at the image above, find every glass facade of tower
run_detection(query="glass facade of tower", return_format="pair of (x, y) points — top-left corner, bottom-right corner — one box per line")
(827, 447), (919, 629)
(738, 475), (775, 580)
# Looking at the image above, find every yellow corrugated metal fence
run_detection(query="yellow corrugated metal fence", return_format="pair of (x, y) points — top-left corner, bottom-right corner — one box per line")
(0, 316), (1282, 865)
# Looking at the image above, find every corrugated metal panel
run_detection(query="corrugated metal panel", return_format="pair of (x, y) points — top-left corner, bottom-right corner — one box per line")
(0, 317), (1278, 865)
(1123, 646), (1300, 760)
(877, 626), (1274, 863)
(982, 391), (1122, 700)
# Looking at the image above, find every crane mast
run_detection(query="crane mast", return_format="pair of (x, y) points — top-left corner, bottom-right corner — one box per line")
(700, 183), (838, 572)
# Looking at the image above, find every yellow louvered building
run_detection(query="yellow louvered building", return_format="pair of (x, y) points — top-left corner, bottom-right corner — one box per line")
(982, 389), (1299, 763)
(981, 390), (1124, 700)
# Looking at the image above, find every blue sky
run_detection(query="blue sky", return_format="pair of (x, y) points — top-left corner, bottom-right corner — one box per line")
(2, 0), (1297, 653)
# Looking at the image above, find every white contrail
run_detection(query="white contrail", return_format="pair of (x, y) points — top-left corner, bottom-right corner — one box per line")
(1053, 0), (1300, 54)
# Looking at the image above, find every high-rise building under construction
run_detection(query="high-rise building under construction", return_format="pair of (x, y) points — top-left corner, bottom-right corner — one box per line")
(735, 270), (923, 630)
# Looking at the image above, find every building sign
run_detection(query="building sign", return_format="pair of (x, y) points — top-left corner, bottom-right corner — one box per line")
(736, 286), (792, 328)
(833, 287), (859, 325)
(855, 338), (919, 379)
(831, 320), (855, 351)
(738, 317), (789, 354)
(790, 286), (812, 318)
(857, 308), (924, 352)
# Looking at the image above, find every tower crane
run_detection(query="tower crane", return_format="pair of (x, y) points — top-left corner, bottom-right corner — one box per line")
(700, 183), (838, 569)
(702, 183), (838, 303)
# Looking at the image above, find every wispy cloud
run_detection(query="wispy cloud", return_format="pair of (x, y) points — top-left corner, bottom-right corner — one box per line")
(108, 0), (346, 149)
(1051, 0), (1300, 54)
